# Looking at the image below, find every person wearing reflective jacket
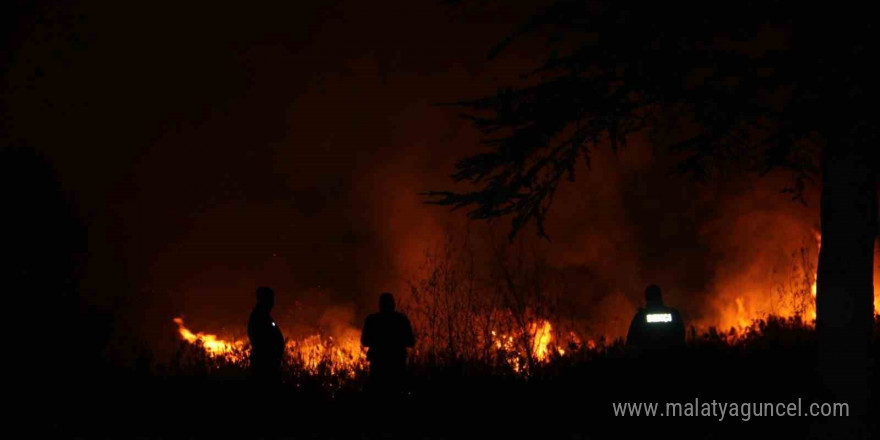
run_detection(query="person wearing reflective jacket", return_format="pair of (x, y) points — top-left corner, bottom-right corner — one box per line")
(626, 284), (685, 353)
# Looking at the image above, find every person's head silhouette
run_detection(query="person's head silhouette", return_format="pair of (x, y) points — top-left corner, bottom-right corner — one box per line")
(645, 284), (664, 308)
(256, 286), (275, 310)
(379, 292), (395, 313)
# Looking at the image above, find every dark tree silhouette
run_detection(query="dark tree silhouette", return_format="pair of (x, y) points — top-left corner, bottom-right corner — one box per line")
(1, 145), (103, 406)
(427, 0), (877, 418)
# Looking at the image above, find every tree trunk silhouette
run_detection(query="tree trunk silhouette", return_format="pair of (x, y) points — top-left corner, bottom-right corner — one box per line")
(816, 133), (878, 417)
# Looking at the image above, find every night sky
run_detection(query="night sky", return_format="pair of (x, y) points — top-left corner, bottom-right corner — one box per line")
(3, 1), (830, 353)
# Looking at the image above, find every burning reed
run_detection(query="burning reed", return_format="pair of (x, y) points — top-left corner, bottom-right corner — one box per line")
(171, 228), (880, 380)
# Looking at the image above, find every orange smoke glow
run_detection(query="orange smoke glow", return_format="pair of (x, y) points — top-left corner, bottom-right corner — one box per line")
(875, 237), (880, 316)
(713, 232), (880, 333)
(712, 230), (820, 332)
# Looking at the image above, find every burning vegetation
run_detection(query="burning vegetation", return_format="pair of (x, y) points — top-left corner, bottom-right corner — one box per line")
(173, 315), (564, 376)
(173, 229), (880, 379)
(173, 316), (366, 376)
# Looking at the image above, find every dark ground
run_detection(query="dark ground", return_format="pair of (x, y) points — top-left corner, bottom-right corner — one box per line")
(33, 317), (880, 439)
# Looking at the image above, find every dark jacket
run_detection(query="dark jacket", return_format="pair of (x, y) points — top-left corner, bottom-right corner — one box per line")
(248, 308), (284, 368)
(361, 311), (414, 363)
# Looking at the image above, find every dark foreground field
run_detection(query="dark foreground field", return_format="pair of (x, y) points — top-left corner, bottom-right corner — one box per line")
(37, 317), (880, 439)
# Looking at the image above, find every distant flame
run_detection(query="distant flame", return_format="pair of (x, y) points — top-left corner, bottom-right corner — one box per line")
(716, 231), (880, 333)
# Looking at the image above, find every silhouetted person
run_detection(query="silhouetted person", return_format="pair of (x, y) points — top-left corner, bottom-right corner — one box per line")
(361, 292), (414, 396)
(626, 285), (685, 354)
(248, 287), (284, 385)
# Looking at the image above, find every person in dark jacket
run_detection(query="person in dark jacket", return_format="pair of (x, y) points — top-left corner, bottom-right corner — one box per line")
(626, 285), (685, 354)
(248, 286), (284, 384)
(361, 292), (414, 395)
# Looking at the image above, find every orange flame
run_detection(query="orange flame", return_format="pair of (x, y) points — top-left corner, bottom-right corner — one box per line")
(286, 328), (366, 376)
(173, 317), (366, 376)
(716, 231), (880, 333)
(530, 320), (553, 361)
(490, 319), (561, 372)
(173, 317), (245, 361)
